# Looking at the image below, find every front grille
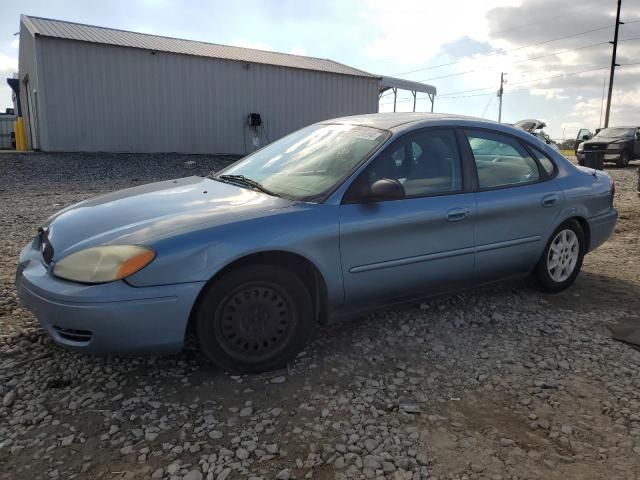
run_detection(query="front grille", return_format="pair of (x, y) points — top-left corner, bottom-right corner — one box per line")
(52, 326), (93, 344)
(584, 143), (608, 151)
(40, 229), (54, 265)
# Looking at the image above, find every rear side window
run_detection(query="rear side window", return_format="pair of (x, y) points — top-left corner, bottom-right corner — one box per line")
(466, 130), (540, 189)
(531, 147), (555, 176)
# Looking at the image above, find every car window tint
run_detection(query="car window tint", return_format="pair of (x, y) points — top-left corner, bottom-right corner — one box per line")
(531, 147), (555, 175)
(363, 129), (462, 198)
(466, 131), (540, 188)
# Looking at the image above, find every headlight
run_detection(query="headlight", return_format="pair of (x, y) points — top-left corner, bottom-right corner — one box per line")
(609, 143), (622, 150)
(53, 245), (155, 284)
(577, 142), (585, 152)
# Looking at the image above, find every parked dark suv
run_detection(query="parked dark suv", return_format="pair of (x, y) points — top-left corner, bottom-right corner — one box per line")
(576, 126), (640, 167)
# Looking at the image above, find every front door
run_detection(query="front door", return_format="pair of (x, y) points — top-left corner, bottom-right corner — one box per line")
(463, 129), (563, 282)
(575, 128), (591, 152)
(339, 127), (476, 309)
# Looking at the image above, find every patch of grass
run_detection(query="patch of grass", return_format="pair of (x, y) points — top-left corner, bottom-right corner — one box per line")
(560, 149), (574, 157)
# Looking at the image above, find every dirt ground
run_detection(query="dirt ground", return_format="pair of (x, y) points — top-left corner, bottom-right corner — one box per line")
(0, 152), (639, 480)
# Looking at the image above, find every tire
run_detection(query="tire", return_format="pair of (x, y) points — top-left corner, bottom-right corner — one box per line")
(195, 264), (314, 373)
(532, 220), (586, 292)
(616, 149), (630, 167)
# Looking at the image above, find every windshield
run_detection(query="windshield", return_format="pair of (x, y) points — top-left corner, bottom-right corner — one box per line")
(594, 127), (635, 139)
(218, 124), (389, 200)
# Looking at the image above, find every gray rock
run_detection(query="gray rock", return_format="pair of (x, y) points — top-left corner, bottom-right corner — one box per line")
(183, 470), (203, 480)
(2, 390), (16, 407)
(236, 448), (249, 460)
(500, 438), (515, 447)
(151, 468), (163, 479)
(275, 469), (290, 480)
(239, 407), (253, 417)
(216, 469), (231, 480)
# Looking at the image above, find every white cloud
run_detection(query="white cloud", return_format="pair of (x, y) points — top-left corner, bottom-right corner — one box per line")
(0, 52), (18, 71)
(529, 88), (569, 100)
(10, 38), (19, 49)
(289, 46), (306, 56)
(361, 0), (519, 64)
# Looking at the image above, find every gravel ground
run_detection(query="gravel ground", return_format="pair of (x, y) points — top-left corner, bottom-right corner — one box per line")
(1, 152), (640, 480)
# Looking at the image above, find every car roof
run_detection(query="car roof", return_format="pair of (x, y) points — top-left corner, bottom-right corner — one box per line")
(320, 112), (499, 131)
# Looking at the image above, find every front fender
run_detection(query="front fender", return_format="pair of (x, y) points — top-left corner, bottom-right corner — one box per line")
(126, 204), (344, 308)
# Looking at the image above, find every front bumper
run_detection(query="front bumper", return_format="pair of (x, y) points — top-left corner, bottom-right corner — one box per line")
(16, 243), (205, 355)
(577, 151), (622, 161)
(587, 208), (618, 253)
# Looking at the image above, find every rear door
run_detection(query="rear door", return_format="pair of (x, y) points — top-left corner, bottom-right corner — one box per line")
(339, 127), (476, 309)
(462, 129), (563, 282)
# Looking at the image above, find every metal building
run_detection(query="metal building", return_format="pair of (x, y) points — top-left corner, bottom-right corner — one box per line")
(16, 15), (438, 154)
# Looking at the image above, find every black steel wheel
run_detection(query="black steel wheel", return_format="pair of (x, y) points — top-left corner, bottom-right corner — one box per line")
(196, 264), (314, 373)
(616, 149), (630, 167)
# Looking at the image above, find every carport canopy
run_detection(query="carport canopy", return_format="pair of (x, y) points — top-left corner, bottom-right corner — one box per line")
(379, 76), (437, 113)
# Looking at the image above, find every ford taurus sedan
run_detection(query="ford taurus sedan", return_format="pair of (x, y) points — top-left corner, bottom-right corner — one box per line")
(17, 113), (617, 373)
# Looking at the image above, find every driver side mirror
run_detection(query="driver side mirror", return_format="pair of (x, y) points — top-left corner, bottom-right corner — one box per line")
(368, 178), (405, 202)
(582, 134), (591, 141)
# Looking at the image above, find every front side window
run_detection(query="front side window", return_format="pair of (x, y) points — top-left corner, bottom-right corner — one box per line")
(219, 124), (389, 200)
(352, 128), (462, 199)
(466, 131), (540, 189)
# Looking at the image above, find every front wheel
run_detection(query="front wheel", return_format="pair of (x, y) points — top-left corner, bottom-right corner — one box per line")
(195, 264), (314, 373)
(616, 149), (630, 167)
(532, 220), (585, 292)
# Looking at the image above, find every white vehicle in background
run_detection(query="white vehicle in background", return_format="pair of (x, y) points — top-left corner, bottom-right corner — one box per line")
(514, 119), (560, 151)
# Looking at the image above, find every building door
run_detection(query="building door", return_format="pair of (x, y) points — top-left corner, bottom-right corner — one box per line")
(23, 78), (39, 150)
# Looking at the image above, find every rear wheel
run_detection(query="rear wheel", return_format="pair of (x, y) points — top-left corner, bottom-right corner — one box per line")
(616, 149), (630, 167)
(532, 220), (585, 292)
(196, 264), (314, 373)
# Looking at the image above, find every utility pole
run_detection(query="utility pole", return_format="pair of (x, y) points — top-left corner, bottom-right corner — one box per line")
(497, 72), (506, 123)
(604, 0), (623, 128)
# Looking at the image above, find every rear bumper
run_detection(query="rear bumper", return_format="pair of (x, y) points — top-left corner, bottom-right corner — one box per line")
(16, 244), (204, 355)
(587, 208), (617, 253)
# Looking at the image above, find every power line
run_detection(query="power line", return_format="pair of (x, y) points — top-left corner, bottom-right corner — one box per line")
(390, 24), (615, 77)
(481, 93), (494, 118)
(436, 65), (612, 98)
(414, 40), (614, 83)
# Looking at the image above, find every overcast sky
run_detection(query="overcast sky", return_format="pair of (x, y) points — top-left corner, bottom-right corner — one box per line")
(1, 0), (639, 138)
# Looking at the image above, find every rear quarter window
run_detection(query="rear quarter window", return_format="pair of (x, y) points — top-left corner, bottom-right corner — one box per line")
(531, 147), (556, 176)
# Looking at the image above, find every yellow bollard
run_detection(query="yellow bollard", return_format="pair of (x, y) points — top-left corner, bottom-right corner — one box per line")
(14, 117), (26, 151)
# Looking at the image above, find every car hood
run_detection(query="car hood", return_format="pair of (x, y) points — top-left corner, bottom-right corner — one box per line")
(584, 136), (630, 144)
(44, 176), (296, 260)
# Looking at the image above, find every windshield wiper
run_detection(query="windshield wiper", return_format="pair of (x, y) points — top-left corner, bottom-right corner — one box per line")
(216, 174), (278, 197)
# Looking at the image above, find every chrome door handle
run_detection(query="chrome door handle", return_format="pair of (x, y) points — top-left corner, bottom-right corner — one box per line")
(446, 207), (470, 222)
(542, 194), (560, 207)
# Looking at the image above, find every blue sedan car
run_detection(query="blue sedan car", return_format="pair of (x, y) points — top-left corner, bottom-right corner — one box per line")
(17, 114), (617, 372)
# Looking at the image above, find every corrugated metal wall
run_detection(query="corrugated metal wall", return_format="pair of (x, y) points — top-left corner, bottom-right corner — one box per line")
(18, 22), (39, 150)
(35, 37), (380, 154)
